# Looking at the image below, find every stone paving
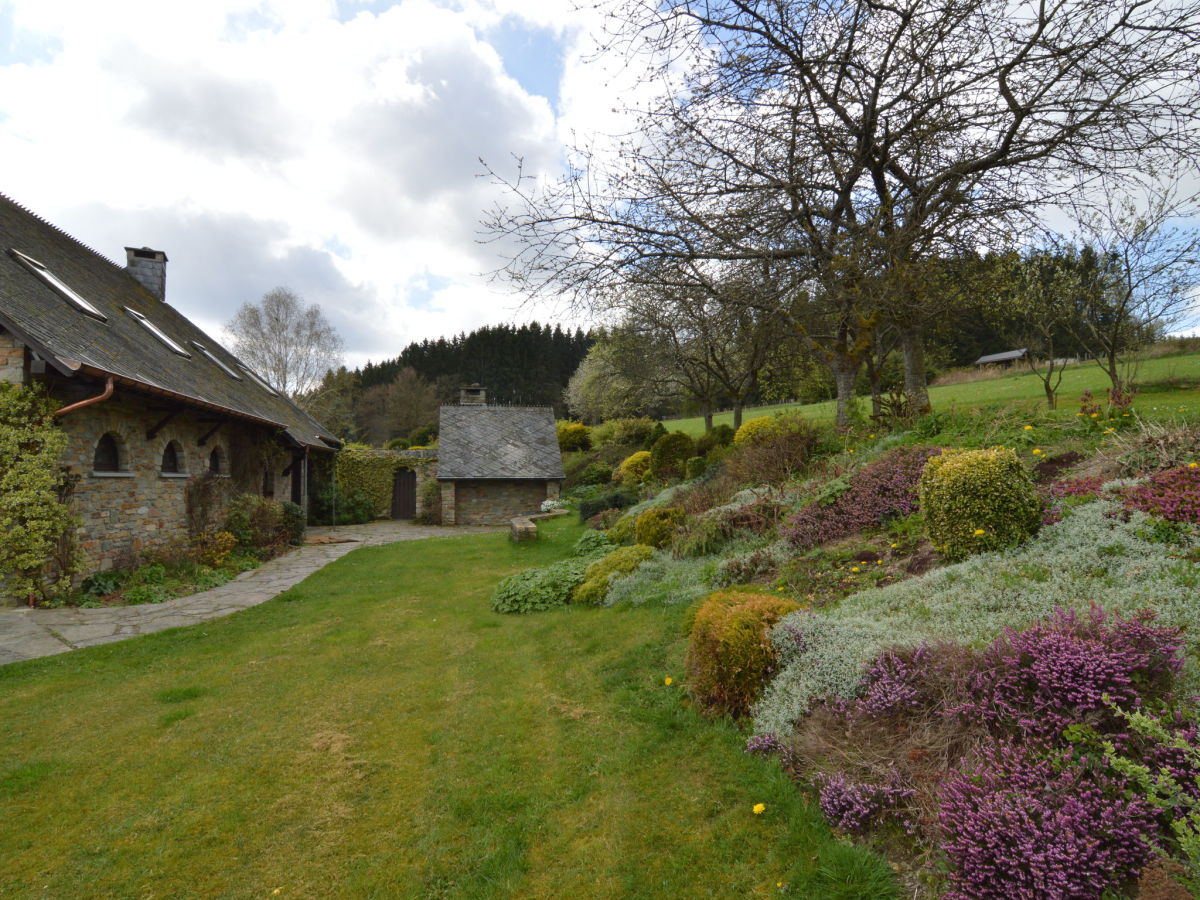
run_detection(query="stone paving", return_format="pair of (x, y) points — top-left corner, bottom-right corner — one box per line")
(0, 521), (501, 666)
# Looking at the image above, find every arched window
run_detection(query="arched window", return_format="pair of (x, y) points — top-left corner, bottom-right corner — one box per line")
(208, 447), (224, 474)
(161, 440), (182, 474)
(93, 433), (121, 472)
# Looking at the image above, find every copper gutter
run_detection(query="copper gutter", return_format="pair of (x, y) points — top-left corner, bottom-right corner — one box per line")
(54, 376), (114, 418)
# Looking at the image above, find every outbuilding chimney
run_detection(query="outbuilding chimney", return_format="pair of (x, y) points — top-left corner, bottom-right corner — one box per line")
(125, 247), (167, 300)
(459, 384), (486, 406)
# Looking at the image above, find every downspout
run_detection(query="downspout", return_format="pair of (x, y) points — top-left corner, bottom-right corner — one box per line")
(54, 376), (114, 418)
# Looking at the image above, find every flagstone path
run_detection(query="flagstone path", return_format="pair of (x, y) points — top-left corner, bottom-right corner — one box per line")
(0, 521), (501, 666)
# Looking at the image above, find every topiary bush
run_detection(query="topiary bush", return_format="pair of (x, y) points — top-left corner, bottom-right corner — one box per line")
(617, 450), (652, 485)
(635, 507), (685, 548)
(490, 557), (593, 614)
(919, 446), (1042, 560)
(685, 590), (801, 718)
(650, 431), (696, 481)
(684, 456), (708, 481)
(556, 420), (593, 452)
(734, 416), (777, 446)
(696, 424), (735, 456)
(591, 417), (657, 449)
(784, 446), (942, 550)
(573, 544), (656, 605)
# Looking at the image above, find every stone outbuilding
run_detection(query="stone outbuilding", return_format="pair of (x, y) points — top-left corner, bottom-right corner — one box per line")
(0, 193), (340, 584)
(436, 388), (565, 525)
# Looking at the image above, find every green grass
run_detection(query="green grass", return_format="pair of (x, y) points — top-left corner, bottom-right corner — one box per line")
(665, 352), (1200, 436)
(0, 518), (881, 899)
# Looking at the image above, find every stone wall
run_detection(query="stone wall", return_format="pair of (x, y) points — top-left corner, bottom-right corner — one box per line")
(441, 479), (559, 526)
(0, 327), (25, 385)
(53, 386), (299, 575)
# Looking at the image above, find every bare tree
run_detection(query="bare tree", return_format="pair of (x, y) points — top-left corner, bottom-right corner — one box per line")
(1066, 175), (1200, 393)
(486, 0), (1200, 424)
(227, 287), (344, 398)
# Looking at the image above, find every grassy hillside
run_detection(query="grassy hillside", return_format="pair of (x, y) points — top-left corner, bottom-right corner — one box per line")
(665, 352), (1200, 436)
(0, 519), (893, 899)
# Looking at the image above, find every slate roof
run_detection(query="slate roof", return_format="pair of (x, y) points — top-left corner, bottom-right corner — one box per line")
(437, 405), (565, 480)
(0, 194), (339, 451)
(974, 348), (1029, 365)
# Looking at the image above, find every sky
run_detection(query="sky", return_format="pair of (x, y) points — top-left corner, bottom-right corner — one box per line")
(0, 0), (634, 369)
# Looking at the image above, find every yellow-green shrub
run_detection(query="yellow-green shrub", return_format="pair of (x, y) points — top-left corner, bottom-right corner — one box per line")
(608, 513), (637, 544)
(918, 446), (1042, 561)
(733, 416), (778, 446)
(572, 544), (656, 605)
(617, 450), (652, 485)
(556, 420), (592, 452)
(634, 507), (685, 548)
(685, 590), (801, 718)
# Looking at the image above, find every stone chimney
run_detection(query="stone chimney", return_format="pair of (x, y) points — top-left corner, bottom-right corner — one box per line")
(459, 384), (486, 406)
(125, 247), (168, 300)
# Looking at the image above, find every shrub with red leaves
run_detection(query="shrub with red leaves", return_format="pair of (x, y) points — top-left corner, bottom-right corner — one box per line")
(783, 446), (942, 549)
(1122, 466), (1200, 524)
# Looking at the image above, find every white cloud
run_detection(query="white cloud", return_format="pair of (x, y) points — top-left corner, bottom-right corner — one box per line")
(0, 0), (619, 366)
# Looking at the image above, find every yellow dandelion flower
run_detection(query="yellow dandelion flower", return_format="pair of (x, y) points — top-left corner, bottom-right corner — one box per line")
(1032, 448), (1042, 455)
(776, 586), (785, 591)
(876, 559), (882, 565)
(851, 566), (860, 573)
(974, 528), (986, 536)
(1122, 413), (1130, 417)
(848, 449), (855, 454)
(890, 542), (898, 548)
(1090, 412), (1099, 418)
(664, 677), (673, 686)
(1023, 425), (1033, 430)
(1189, 462), (1198, 469)
(753, 803), (766, 815)
(869, 433), (875, 439)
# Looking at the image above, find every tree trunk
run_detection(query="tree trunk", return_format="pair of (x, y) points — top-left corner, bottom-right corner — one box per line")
(732, 403), (743, 431)
(898, 326), (932, 416)
(1043, 376), (1058, 410)
(830, 357), (860, 427)
(864, 355), (883, 420)
(702, 402), (714, 433)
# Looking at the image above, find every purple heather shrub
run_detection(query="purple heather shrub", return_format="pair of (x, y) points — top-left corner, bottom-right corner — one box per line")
(1122, 466), (1200, 524)
(816, 771), (915, 834)
(939, 742), (1157, 900)
(783, 445), (942, 550)
(856, 644), (936, 717)
(952, 607), (1183, 740)
(744, 732), (782, 756)
(1044, 475), (1108, 500)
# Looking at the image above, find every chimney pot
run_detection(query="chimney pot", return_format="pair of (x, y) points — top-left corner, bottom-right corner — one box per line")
(125, 246), (168, 300)
(459, 384), (486, 406)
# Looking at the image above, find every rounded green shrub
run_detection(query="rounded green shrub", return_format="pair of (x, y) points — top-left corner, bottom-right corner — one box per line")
(590, 417), (656, 449)
(634, 507), (685, 548)
(650, 431), (696, 481)
(696, 424), (735, 456)
(608, 513), (637, 545)
(685, 590), (801, 718)
(733, 416), (778, 446)
(642, 422), (668, 450)
(490, 557), (591, 614)
(556, 420), (593, 452)
(572, 544), (656, 605)
(685, 456), (708, 481)
(222, 494), (287, 552)
(918, 446), (1042, 561)
(617, 450), (652, 485)
(578, 462), (613, 486)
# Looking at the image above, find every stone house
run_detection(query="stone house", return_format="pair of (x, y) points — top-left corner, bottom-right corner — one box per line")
(437, 387), (564, 525)
(0, 194), (339, 580)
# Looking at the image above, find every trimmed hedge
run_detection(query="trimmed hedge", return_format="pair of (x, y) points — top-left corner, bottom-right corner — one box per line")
(617, 450), (652, 485)
(734, 416), (777, 446)
(685, 590), (801, 718)
(635, 507), (685, 548)
(572, 544), (656, 605)
(335, 449), (432, 518)
(919, 446), (1042, 560)
(650, 431), (696, 481)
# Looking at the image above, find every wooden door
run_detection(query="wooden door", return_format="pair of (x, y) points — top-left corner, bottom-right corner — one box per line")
(392, 469), (417, 519)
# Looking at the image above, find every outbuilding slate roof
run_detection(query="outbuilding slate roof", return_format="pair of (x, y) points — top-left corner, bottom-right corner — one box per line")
(437, 405), (565, 480)
(0, 193), (338, 450)
(974, 348), (1029, 365)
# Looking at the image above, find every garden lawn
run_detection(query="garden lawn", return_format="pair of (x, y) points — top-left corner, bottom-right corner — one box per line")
(0, 519), (883, 900)
(664, 351), (1200, 436)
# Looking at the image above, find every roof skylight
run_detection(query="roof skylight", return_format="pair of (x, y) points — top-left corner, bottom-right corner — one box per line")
(238, 365), (278, 396)
(9, 249), (107, 321)
(124, 307), (191, 357)
(192, 342), (242, 380)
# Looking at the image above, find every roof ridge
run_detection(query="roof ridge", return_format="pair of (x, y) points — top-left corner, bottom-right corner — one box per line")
(0, 191), (126, 272)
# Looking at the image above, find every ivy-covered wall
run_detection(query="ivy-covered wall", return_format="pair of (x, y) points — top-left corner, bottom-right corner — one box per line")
(335, 448), (437, 518)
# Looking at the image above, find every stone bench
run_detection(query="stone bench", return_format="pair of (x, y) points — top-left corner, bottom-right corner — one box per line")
(509, 508), (570, 542)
